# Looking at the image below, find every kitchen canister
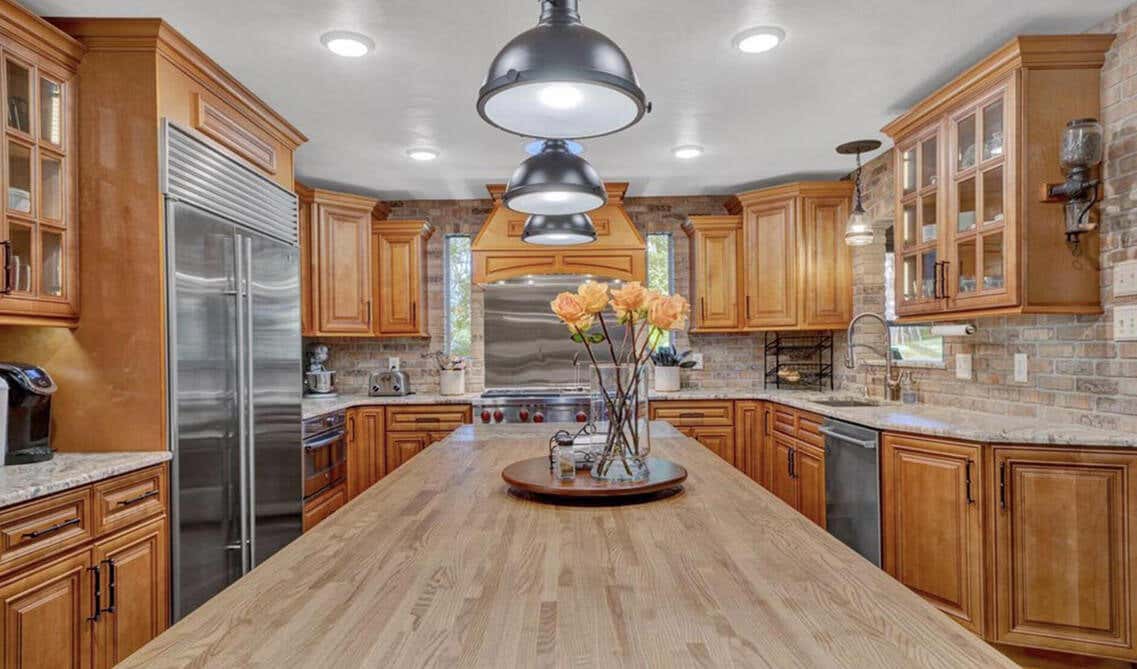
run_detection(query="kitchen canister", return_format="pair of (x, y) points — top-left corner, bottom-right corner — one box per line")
(654, 366), (681, 393)
(440, 369), (466, 396)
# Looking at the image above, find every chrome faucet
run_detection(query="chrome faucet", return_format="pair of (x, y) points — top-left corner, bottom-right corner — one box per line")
(845, 312), (901, 401)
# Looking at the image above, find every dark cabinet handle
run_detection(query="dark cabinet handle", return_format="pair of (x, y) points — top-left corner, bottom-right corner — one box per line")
(999, 462), (1007, 510)
(745, 295), (752, 320)
(935, 261), (944, 299)
(101, 559), (116, 613)
(414, 416), (440, 423)
(965, 460), (974, 505)
(117, 489), (159, 506)
(700, 297), (706, 321)
(87, 564), (101, 622)
(411, 301), (416, 324)
(941, 261), (951, 299)
(678, 412), (702, 419)
(787, 447), (796, 479)
(0, 240), (11, 294)
(22, 516), (80, 539)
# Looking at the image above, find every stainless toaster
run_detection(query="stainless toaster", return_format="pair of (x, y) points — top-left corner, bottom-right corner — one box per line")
(369, 370), (412, 397)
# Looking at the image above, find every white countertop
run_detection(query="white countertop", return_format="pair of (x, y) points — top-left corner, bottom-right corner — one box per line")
(0, 451), (172, 508)
(306, 389), (1137, 448)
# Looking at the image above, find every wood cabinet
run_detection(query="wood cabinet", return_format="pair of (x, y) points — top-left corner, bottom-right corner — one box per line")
(734, 400), (764, 481)
(882, 434), (984, 634)
(758, 403), (826, 527)
(992, 447), (1137, 661)
(384, 432), (432, 474)
(0, 3), (83, 327)
(882, 35), (1114, 321)
(347, 407), (385, 500)
(373, 220), (431, 337)
(649, 401), (739, 467)
(685, 182), (853, 332)
(0, 464), (169, 669)
(383, 405), (472, 475)
(301, 482), (345, 533)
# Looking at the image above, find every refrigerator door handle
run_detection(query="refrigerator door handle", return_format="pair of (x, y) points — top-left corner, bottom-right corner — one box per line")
(234, 234), (251, 575)
(244, 236), (257, 567)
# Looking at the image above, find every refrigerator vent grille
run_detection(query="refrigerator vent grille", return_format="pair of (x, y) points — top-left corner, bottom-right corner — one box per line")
(161, 121), (299, 246)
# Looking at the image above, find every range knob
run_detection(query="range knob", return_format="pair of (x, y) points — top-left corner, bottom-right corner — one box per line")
(480, 410), (491, 423)
(493, 409), (504, 423)
(533, 411), (545, 423)
(518, 409), (530, 422)
(575, 411), (588, 423)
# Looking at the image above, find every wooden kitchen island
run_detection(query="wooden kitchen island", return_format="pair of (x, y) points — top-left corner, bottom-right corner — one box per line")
(123, 423), (1012, 668)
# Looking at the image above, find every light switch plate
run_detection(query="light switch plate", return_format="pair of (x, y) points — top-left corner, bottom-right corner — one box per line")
(689, 353), (704, 370)
(1014, 353), (1028, 383)
(388, 356), (400, 371)
(1116, 260), (1137, 298)
(955, 353), (973, 380)
(1116, 305), (1137, 341)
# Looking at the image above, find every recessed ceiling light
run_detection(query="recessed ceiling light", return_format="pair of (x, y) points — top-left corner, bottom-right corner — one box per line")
(732, 26), (785, 54)
(673, 145), (704, 160)
(406, 148), (438, 162)
(320, 31), (375, 58)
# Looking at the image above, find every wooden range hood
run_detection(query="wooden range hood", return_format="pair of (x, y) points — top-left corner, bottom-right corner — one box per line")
(472, 182), (645, 284)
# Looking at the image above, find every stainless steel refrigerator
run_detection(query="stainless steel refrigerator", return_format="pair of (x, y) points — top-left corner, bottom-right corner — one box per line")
(161, 122), (302, 620)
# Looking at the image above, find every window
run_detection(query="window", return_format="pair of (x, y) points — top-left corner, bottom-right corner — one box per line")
(884, 226), (944, 364)
(646, 232), (674, 348)
(444, 235), (471, 357)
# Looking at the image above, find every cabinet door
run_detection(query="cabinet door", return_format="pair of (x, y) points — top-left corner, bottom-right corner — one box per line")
(795, 442), (826, 528)
(373, 229), (425, 335)
(770, 433), (798, 509)
(734, 401), (763, 480)
(0, 548), (93, 669)
(759, 405), (775, 489)
(882, 434), (983, 634)
(895, 126), (947, 317)
(384, 432), (430, 474)
(692, 226), (738, 329)
(742, 198), (796, 328)
(993, 447), (1137, 661)
(315, 203), (372, 334)
(800, 196), (852, 328)
(302, 482), (346, 533)
(689, 426), (736, 467)
(92, 518), (169, 669)
(347, 407), (385, 500)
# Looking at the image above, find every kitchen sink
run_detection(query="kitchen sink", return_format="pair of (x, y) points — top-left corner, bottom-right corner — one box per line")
(813, 399), (882, 408)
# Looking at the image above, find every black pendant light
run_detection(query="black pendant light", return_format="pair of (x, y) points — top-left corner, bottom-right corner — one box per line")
(521, 213), (597, 245)
(504, 139), (607, 215)
(478, 0), (649, 139)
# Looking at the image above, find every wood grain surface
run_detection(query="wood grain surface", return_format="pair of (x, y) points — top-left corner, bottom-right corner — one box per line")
(121, 423), (1015, 668)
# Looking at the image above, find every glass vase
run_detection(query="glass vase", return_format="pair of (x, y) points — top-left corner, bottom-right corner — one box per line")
(589, 362), (651, 482)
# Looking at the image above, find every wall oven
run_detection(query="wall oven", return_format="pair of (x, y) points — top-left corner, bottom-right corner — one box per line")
(302, 411), (346, 500)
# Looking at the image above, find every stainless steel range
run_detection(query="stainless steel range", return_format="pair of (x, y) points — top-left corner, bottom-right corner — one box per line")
(473, 388), (591, 425)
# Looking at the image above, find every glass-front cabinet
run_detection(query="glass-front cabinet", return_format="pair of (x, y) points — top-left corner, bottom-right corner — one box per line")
(0, 40), (78, 325)
(894, 125), (944, 315)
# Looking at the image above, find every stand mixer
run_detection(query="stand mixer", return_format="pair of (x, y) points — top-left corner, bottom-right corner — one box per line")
(303, 344), (337, 397)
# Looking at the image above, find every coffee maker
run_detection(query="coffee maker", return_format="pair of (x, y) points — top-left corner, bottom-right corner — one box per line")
(0, 362), (56, 464)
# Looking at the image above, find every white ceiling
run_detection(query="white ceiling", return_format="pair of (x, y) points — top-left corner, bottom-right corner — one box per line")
(25, 0), (1131, 200)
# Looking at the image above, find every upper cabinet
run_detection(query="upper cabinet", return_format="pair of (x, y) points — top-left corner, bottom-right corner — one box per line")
(883, 35), (1114, 321)
(298, 183), (431, 338)
(0, 3), (82, 326)
(684, 181), (853, 332)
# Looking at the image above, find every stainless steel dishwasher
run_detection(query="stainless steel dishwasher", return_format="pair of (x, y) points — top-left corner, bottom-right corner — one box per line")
(820, 418), (882, 566)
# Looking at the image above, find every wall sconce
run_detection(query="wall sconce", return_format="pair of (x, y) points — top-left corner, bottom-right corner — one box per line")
(1041, 118), (1103, 247)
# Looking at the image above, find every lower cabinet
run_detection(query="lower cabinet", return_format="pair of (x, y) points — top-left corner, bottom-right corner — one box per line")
(686, 427), (736, 467)
(768, 431), (826, 528)
(881, 434), (984, 635)
(385, 432), (431, 473)
(302, 482), (346, 533)
(734, 400), (764, 481)
(383, 405), (472, 476)
(0, 465), (170, 669)
(347, 407), (385, 499)
(992, 446), (1137, 662)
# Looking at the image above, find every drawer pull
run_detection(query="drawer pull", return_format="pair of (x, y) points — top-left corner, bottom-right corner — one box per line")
(22, 516), (80, 539)
(678, 412), (703, 419)
(414, 416), (441, 423)
(117, 489), (159, 506)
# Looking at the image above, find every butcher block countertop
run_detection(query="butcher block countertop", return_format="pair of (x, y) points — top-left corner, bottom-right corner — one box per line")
(123, 423), (1013, 668)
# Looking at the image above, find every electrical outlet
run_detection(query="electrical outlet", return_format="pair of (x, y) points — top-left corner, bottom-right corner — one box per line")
(955, 353), (973, 380)
(1014, 353), (1028, 383)
(1116, 260), (1137, 298)
(1116, 305), (1137, 341)
(690, 353), (704, 370)
(388, 356), (400, 371)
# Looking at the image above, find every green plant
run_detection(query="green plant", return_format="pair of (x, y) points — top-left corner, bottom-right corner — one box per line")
(650, 346), (696, 368)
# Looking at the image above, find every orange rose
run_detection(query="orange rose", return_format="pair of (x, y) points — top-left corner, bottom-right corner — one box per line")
(576, 280), (610, 314)
(551, 292), (588, 326)
(568, 314), (594, 333)
(610, 281), (650, 322)
(648, 294), (690, 331)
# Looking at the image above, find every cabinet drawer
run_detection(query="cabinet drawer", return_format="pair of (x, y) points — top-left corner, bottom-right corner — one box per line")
(0, 487), (92, 576)
(386, 405), (471, 432)
(93, 465), (167, 537)
(771, 405), (796, 437)
(303, 483), (346, 532)
(795, 411), (825, 448)
(649, 401), (733, 426)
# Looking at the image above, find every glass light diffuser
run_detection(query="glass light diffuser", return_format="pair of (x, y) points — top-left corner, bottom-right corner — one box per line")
(845, 208), (874, 246)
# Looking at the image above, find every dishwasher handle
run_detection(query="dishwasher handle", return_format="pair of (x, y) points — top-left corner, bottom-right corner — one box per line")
(818, 425), (877, 449)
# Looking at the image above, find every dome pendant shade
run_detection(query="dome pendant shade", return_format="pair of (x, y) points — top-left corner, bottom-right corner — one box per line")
(477, 0), (649, 139)
(521, 213), (597, 245)
(504, 139), (607, 215)
(844, 207), (874, 246)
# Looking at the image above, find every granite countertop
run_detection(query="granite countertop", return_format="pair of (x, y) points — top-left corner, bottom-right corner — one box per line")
(302, 392), (482, 418)
(118, 423), (1010, 669)
(0, 451), (172, 508)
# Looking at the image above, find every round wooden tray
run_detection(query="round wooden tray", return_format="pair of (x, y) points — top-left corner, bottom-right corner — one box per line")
(502, 457), (687, 503)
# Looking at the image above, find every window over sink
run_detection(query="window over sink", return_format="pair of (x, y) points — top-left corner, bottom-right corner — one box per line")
(444, 234), (471, 357)
(885, 226), (945, 365)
